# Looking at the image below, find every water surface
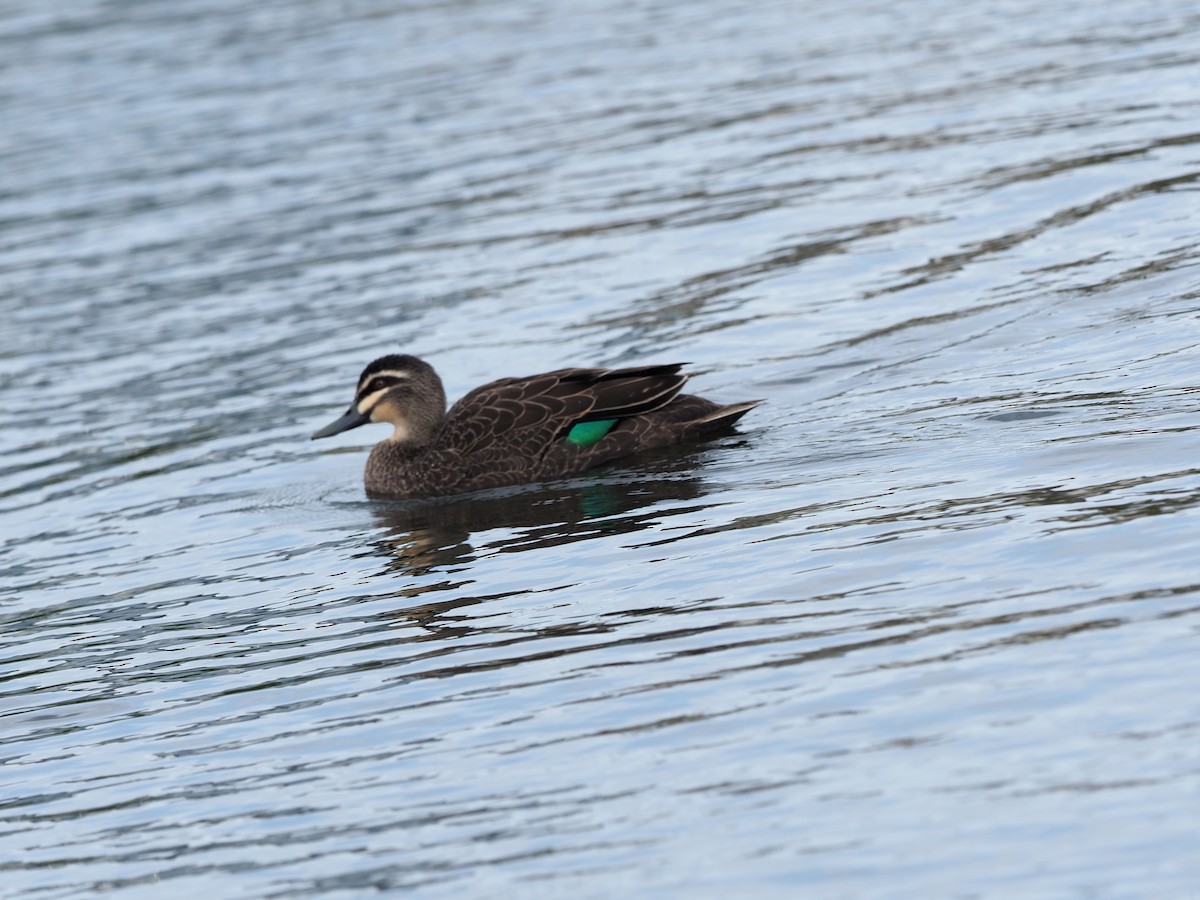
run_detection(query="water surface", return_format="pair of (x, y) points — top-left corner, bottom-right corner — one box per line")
(3, 0), (1200, 895)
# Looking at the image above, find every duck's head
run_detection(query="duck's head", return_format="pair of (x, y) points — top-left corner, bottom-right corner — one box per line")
(311, 354), (446, 445)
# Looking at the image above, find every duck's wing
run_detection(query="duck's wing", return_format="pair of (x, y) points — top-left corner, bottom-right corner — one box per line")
(436, 364), (689, 462)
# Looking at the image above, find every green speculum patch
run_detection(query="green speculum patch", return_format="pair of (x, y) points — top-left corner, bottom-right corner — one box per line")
(565, 418), (618, 447)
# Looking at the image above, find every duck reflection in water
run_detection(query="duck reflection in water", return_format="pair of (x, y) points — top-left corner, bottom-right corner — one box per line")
(366, 457), (723, 581)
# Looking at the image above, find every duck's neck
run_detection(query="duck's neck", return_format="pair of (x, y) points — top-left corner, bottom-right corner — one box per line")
(382, 403), (442, 447)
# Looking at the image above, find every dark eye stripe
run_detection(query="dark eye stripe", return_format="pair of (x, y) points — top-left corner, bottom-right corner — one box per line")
(356, 374), (403, 402)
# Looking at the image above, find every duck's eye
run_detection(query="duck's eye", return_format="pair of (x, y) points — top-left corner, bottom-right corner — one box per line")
(368, 378), (390, 393)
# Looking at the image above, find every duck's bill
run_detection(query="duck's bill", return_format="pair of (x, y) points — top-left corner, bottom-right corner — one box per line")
(311, 405), (370, 439)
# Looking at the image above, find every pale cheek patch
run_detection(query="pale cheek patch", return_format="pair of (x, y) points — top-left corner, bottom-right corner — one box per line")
(357, 388), (390, 414)
(367, 398), (412, 443)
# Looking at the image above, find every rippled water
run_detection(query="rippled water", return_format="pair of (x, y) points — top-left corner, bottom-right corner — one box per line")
(3, 0), (1200, 895)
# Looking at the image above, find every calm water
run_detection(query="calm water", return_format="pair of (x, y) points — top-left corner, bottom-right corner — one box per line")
(3, 0), (1200, 895)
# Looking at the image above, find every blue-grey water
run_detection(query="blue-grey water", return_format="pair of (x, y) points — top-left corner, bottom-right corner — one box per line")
(3, 0), (1200, 896)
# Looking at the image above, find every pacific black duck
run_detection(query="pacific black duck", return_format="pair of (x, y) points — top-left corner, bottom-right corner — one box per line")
(312, 354), (759, 498)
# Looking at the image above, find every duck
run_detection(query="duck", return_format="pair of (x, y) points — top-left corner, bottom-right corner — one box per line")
(312, 353), (760, 498)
